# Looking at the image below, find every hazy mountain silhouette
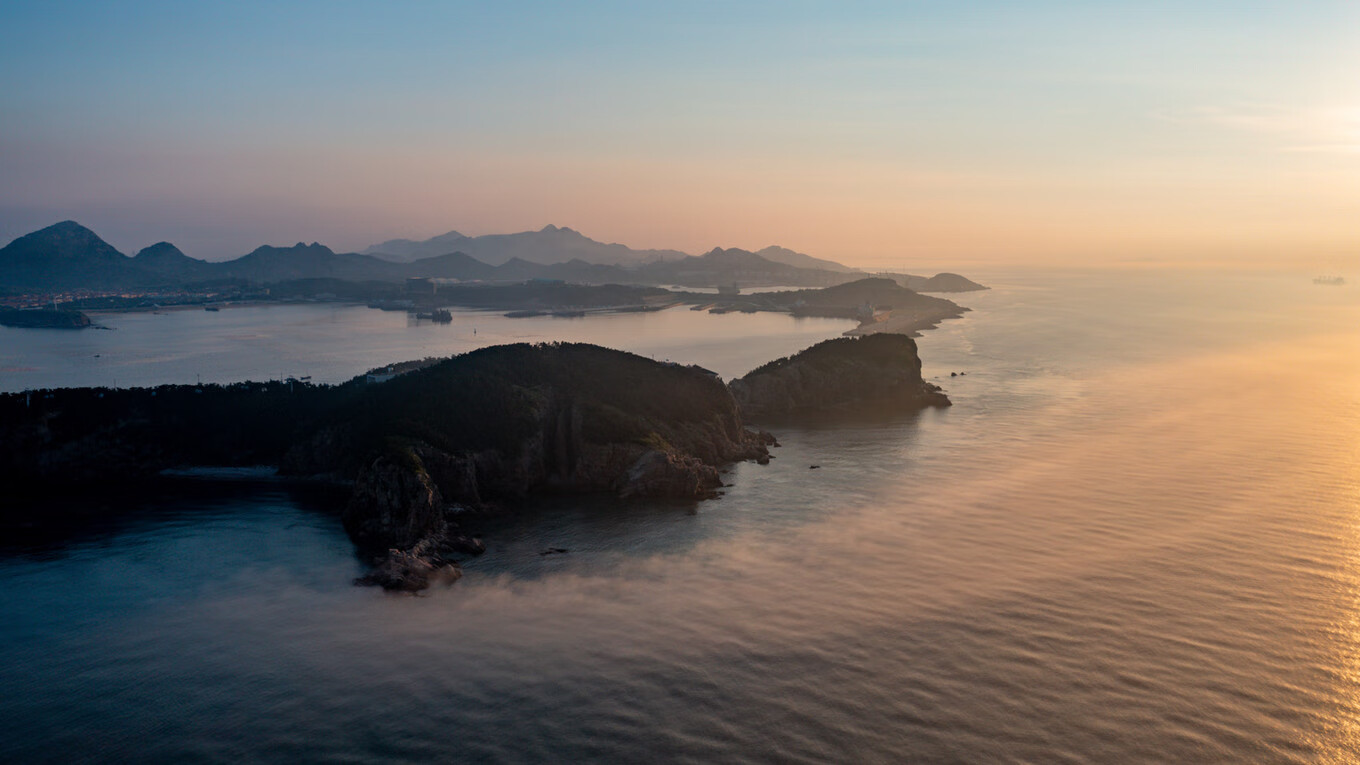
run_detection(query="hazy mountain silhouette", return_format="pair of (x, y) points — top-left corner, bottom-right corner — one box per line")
(364, 224), (689, 266)
(215, 243), (398, 282)
(402, 251), (498, 281)
(632, 247), (845, 287)
(0, 221), (139, 291)
(0, 221), (980, 295)
(755, 246), (859, 273)
(364, 224), (868, 274)
(131, 242), (217, 283)
(364, 229), (473, 262)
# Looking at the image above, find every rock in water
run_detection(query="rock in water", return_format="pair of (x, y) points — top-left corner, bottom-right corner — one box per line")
(354, 540), (463, 592)
(618, 449), (723, 499)
(729, 334), (950, 419)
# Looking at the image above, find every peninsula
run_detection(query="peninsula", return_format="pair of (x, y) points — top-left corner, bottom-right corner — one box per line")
(2, 343), (777, 589)
(1, 335), (948, 590)
(731, 334), (950, 419)
(0, 306), (92, 329)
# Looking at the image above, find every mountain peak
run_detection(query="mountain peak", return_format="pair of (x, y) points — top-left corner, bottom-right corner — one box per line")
(754, 244), (860, 273)
(362, 226), (685, 267)
(134, 242), (187, 259)
(0, 220), (134, 290)
(245, 241), (336, 258)
(29, 220), (108, 244)
(3, 220), (125, 260)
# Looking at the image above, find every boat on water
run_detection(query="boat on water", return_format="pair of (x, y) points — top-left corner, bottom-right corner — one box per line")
(416, 308), (453, 323)
(1313, 275), (1346, 286)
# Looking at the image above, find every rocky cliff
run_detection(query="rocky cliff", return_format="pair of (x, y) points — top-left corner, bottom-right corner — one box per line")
(14, 339), (978, 592)
(282, 343), (774, 589)
(729, 333), (950, 419)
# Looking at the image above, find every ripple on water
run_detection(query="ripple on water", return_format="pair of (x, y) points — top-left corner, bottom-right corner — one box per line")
(5, 272), (1360, 762)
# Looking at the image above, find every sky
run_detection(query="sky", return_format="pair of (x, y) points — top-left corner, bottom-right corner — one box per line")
(2, 1), (1358, 269)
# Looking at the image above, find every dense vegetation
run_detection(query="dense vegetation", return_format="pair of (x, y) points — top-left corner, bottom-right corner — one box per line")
(334, 343), (736, 461)
(765, 277), (961, 316)
(0, 381), (343, 492)
(0, 343), (742, 495)
(0, 306), (92, 328)
(743, 333), (924, 378)
(731, 333), (946, 419)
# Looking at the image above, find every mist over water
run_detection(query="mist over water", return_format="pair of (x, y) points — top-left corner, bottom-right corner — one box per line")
(4, 269), (1360, 762)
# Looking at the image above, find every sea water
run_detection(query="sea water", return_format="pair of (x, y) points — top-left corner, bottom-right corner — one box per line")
(3, 269), (1360, 763)
(0, 302), (854, 391)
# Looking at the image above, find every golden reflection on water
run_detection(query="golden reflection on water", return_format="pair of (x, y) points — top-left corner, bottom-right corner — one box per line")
(432, 324), (1360, 761)
(12, 272), (1360, 762)
(1318, 362), (1360, 764)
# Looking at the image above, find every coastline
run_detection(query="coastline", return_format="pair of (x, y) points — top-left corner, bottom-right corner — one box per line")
(844, 306), (966, 338)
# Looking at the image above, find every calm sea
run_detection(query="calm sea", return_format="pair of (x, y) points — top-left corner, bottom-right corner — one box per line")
(0, 301), (854, 391)
(3, 269), (1359, 763)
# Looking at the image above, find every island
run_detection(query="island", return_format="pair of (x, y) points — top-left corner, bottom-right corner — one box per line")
(289, 343), (778, 589)
(730, 334), (950, 419)
(2, 343), (774, 590)
(2, 335), (948, 590)
(756, 277), (967, 336)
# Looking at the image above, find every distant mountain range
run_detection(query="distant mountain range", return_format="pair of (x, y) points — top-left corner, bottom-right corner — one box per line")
(0, 221), (984, 294)
(362, 224), (688, 266)
(362, 225), (861, 273)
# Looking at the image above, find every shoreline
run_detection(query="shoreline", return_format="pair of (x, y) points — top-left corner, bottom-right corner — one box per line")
(844, 307), (967, 338)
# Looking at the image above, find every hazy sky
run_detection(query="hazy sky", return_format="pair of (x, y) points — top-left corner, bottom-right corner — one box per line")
(2, 1), (1358, 268)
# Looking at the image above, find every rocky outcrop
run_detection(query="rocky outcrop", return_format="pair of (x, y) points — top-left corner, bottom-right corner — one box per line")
(337, 409), (768, 590)
(342, 449), (487, 591)
(355, 540), (463, 592)
(1, 343), (775, 593)
(343, 451), (449, 550)
(730, 333), (950, 419)
(320, 343), (774, 590)
(9, 340), (925, 593)
(618, 449), (723, 499)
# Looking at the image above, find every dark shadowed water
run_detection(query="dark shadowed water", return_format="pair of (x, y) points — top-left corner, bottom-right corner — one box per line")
(3, 269), (1360, 763)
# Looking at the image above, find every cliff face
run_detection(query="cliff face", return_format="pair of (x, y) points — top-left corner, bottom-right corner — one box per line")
(729, 333), (950, 419)
(1, 343), (775, 591)
(3, 335), (960, 591)
(342, 449), (486, 591)
(282, 343), (771, 498)
(291, 343), (774, 589)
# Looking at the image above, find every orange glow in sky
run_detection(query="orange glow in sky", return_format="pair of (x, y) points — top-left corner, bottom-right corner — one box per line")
(2, 3), (1358, 269)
